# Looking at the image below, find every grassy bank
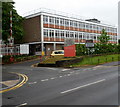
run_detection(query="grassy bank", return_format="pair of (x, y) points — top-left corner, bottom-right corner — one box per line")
(40, 56), (76, 64)
(70, 54), (120, 67)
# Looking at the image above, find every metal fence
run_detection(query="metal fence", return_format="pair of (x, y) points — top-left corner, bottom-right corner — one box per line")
(0, 45), (20, 56)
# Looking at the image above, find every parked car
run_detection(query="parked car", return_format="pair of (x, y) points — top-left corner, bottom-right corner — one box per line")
(51, 50), (64, 56)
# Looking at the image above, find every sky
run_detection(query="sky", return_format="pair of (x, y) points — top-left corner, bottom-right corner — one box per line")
(14, 0), (119, 26)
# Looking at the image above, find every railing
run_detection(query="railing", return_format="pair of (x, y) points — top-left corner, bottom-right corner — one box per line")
(0, 46), (20, 56)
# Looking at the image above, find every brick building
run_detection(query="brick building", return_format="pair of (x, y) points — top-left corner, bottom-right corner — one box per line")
(23, 8), (118, 55)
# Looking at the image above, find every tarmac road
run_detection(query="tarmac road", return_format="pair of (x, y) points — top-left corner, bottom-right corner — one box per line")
(2, 60), (119, 106)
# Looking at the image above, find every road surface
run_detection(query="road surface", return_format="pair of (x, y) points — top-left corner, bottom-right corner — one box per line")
(2, 60), (119, 106)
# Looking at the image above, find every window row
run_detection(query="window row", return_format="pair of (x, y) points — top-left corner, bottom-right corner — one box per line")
(43, 15), (117, 33)
(43, 29), (117, 41)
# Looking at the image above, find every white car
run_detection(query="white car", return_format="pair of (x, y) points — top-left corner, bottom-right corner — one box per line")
(51, 50), (64, 56)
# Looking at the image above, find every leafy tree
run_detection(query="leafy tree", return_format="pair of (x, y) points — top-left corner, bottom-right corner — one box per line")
(2, 2), (24, 44)
(98, 29), (110, 44)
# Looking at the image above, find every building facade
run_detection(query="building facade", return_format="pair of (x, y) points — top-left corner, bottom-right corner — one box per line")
(23, 8), (118, 55)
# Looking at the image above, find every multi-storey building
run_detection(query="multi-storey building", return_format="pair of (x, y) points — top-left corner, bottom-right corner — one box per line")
(23, 8), (118, 55)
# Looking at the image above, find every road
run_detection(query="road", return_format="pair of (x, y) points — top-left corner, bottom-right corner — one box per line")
(2, 60), (119, 106)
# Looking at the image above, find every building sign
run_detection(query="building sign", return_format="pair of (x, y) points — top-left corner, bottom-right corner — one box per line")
(64, 38), (75, 47)
(85, 40), (94, 48)
(64, 45), (76, 57)
(20, 44), (29, 55)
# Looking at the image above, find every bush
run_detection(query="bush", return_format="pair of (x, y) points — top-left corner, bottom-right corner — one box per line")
(76, 43), (120, 56)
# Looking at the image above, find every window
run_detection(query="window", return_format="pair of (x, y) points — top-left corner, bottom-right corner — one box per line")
(55, 18), (59, 25)
(65, 20), (69, 27)
(43, 16), (48, 24)
(74, 21), (78, 28)
(49, 30), (54, 38)
(70, 21), (73, 27)
(83, 23), (85, 29)
(75, 32), (78, 39)
(44, 29), (48, 37)
(66, 31), (69, 38)
(49, 17), (54, 24)
(83, 33), (86, 39)
(85, 24), (89, 29)
(61, 31), (64, 38)
(79, 33), (82, 39)
(55, 30), (59, 38)
(60, 19), (64, 26)
(86, 33), (89, 39)
(70, 32), (74, 38)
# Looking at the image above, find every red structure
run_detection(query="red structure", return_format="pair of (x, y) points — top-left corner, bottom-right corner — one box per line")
(64, 45), (76, 57)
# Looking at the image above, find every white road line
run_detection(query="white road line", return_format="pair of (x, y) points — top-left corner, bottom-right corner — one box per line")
(61, 79), (106, 94)
(62, 69), (70, 72)
(47, 68), (57, 70)
(50, 77), (56, 80)
(67, 74), (71, 76)
(59, 76), (63, 78)
(16, 103), (27, 107)
(41, 79), (49, 82)
(28, 82), (37, 85)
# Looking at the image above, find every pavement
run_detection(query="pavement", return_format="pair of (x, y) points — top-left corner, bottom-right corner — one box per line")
(1, 72), (19, 90)
(1, 59), (120, 106)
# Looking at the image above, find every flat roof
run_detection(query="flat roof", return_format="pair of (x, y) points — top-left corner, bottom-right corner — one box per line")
(24, 8), (117, 28)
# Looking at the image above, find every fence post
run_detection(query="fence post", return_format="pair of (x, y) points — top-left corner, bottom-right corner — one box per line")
(112, 57), (114, 61)
(98, 59), (100, 64)
(106, 58), (107, 62)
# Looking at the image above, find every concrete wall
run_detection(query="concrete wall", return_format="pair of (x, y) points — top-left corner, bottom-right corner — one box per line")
(23, 16), (41, 43)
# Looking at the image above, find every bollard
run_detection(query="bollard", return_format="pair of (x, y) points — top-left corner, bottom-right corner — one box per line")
(112, 57), (114, 61)
(98, 59), (100, 64)
(105, 58), (107, 62)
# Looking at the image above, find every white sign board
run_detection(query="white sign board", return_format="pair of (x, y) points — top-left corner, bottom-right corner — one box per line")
(64, 38), (75, 47)
(20, 44), (29, 54)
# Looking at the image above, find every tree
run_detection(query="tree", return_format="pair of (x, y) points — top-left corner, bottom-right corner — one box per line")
(98, 29), (110, 44)
(2, 2), (24, 44)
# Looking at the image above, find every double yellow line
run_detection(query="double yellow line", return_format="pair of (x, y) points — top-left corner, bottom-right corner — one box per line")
(0, 73), (28, 93)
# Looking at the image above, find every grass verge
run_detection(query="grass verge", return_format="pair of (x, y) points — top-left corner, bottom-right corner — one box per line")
(40, 56), (76, 64)
(70, 54), (120, 67)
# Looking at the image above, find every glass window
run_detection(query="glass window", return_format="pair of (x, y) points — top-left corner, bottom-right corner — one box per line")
(70, 21), (73, 27)
(61, 31), (64, 38)
(55, 18), (59, 25)
(60, 19), (64, 26)
(79, 33), (82, 39)
(75, 32), (78, 39)
(43, 29), (48, 37)
(49, 30), (54, 38)
(70, 32), (74, 38)
(66, 31), (69, 38)
(49, 17), (54, 24)
(74, 21), (78, 28)
(85, 24), (89, 29)
(55, 30), (59, 38)
(43, 15), (48, 24)
(83, 23), (85, 29)
(65, 20), (69, 27)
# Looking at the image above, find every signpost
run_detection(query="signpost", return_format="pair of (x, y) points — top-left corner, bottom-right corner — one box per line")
(85, 40), (95, 64)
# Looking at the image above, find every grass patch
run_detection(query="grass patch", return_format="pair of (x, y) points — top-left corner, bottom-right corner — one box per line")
(71, 54), (120, 67)
(40, 56), (76, 64)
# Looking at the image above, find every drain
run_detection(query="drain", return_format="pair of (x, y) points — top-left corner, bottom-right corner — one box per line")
(7, 97), (14, 99)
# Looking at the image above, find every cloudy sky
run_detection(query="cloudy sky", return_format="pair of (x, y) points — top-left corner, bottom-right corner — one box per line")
(14, 0), (119, 26)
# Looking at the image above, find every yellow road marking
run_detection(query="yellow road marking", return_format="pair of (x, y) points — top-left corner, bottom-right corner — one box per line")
(0, 73), (28, 93)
